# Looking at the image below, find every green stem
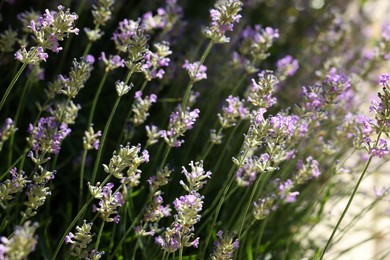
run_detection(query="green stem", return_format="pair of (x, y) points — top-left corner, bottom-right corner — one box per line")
(179, 246), (183, 260)
(7, 76), (33, 167)
(87, 71), (108, 127)
(181, 40), (214, 111)
(95, 221), (105, 250)
(0, 62), (28, 113)
(320, 139), (380, 258)
(78, 149), (88, 211)
(90, 95), (121, 184)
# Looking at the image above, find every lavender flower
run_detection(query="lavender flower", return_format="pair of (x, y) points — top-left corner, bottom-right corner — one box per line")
(211, 230), (239, 260)
(112, 19), (140, 52)
(146, 125), (163, 146)
(142, 0), (183, 34)
(161, 106), (200, 147)
(276, 55), (299, 80)
(115, 81), (133, 97)
(131, 91), (158, 126)
(60, 58), (94, 98)
(203, 0), (243, 43)
(102, 143), (149, 186)
(89, 182), (123, 223)
(142, 42), (172, 81)
(83, 125), (102, 150)
(0, 118), (17, 151)
(253, 196), (276, 220)
(277, 179), (299, 203)
(15, 5), (79, 63)
(182, 60), (207, 82)
(180, 161), (212, 192)
(0, 222), (38, 260)
(294, 156), (321, 184)
(218, 95), (249, 128)
(100, 52), (125, 72)
(0, 28), (18, 53)
(27, 116), (71, 156)
(0, 168), (29, 201)
(247, 71), (278, 108)
(65, 220), (93, 258)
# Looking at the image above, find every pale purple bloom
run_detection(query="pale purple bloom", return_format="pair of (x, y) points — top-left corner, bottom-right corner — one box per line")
(379, 73), (390, 86)
(381, 21), (390, 41)
(370, 138), (389, 158)
(182, 60), (207, 82)
(276, 55), (299, 77)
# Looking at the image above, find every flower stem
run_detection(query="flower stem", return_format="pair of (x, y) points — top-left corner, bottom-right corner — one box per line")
(95, 221), (105, 250)
(320, 134), (381, 258)
(78, 149), (88, 211)
(90, 95), (121, 184)
(87, 71), (108, 127)
(181, 40), (214, 111)
(0, 62), (28, 113)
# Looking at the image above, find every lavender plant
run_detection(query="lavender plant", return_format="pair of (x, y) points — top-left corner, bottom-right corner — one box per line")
(0, 0), (389, 259)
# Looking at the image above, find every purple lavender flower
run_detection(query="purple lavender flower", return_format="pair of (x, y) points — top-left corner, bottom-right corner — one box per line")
(204, 0), (243, 43)
(370, 138), (389, 158)
(211, 230), (239, 260)
(112, 19), (140, 52)
(277, 179), (299, 203)
(142, 42), (172, 81)
(379, 73), (390, 86)
(27, 117), (71, 155)
(276, 55), (299, 79)
(182, 60), (207, 82)
(90, 182), (123, 223)
(100, 52), (125, 72)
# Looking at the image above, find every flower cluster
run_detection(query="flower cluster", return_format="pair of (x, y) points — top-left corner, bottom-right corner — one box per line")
(103, 143), (149, 187)
(247, 70), (279, 108)
(27, 116), (71, 156)
(65, 220), (94, 258)
(89, 182), (123, 223)
(161, 107), (200, 147)
(15, 5), (79, 64)
(0, 168), (29, 201)
(182, 59), (207, 82)
(84, 0), (115, 42)
(232, 25), (279, 73)
(115, 81), (133, 97)
(276, 55), (299, 81)
(83, 125), (102, 151)
(142, 0), (183, 34)
(203, 0), (243, 43)
(0, 118), (17, 152)
(156, 161), (211, 252)
(0, 222), (38, 260)
(211, 230), (239, 260)
(131, 91), (158, 126)
(60, 58), (94, 99)
(294, 156), (321, 184)
(142, 42), (172, 81)
(100, 52), (125, 72)
(218, 95), (249, 129)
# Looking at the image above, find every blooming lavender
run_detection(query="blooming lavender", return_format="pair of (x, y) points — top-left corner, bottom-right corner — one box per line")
(276, 55), (299, 81)
(83, 125), (102, 151)
(65, 220), (94, 258)
(247, 70), (279, 108)
(0, 168), (29, 201)
(211, 230), (239, 260)
(156, 161), (211, 253)
(182, 59), (207, 82)
(102, 143), (149, 187)
(142, 42), (172, 81)
(232, 25), (279, 73)
(203, 0), (243, 43)
(15, 5), (79, 63)
(0, 118), (17, 151)
(294, 156), (321, 184)
(84, 0), (116, 42)
(89, 182), (123, 223)
(100, 52), (125, 72)
(60, 58), (94, 99)
(131, 91), (157, 126)
(142, 0), (183, 34)
(161, 106), (200, 147)
(0, 222), (38, 260)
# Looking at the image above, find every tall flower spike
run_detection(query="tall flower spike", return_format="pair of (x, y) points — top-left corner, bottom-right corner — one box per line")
(142, 41), (172, 81)
(203, 0), (243, 43)
(180, 161), (212, 192)
(211, 230), (239, 260)
(90, 182), (123, 223)
(0, 167), (29, 201)
(65, 220), (94, 258)
(131, 91), (158, 126)
(0, 118), (17, 151)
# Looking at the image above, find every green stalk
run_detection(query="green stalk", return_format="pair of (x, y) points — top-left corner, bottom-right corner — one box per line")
(87, 71), (108, 127)
(0, 62), (28, 113)
(90, 95), (121, 184)
(320, 135), (381, 259)
(181, 40), (214, 111)
(78, 149), (88, 211)
(95, 221), (105, 250)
